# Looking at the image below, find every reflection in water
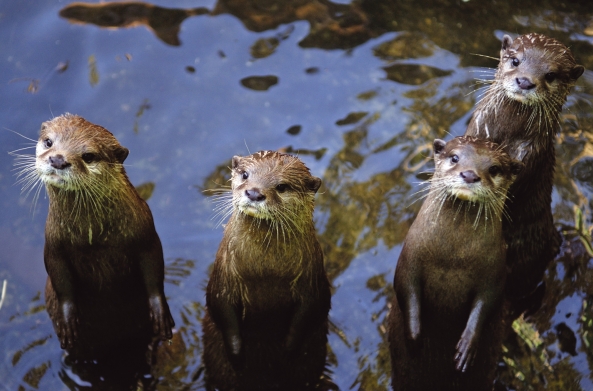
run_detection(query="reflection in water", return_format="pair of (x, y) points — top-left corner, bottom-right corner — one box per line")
(383, 64), (453, 85)
(58, 353), (152, 391)
(59, 2), (210, 46)
(555, 322), (578, 357)
(213, 0), (372, 49)
(373, 32), (437, 61)
(280, 145), (327, 160)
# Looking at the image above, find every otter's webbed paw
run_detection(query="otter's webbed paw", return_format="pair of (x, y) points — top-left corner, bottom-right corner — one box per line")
(149, 295), (174, 340)
(455, 329), (478, 372)
(57, 301), (79, 349)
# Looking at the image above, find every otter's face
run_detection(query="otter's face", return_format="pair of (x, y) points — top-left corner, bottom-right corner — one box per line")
(35, 114), (129, 190)
(230, 151), (321, 220)
(498, 33), (584, 105)
(433, 137), (522, 203)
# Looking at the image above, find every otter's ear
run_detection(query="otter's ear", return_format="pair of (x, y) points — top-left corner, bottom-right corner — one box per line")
(307, 177), (322, 193)
(501, 35), (513, 51)
(570, 65), (585, 81)
(115, 146), (129, 163)
(232, 156), (241, 170)
(510, 161), (524, 176)
(433, 139), (447, 156)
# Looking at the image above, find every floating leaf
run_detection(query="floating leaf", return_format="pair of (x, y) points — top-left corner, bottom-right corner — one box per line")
(286, 125), (301, 135)
(55, 61), (69, 73)
(240, 75), (278, 91)
(135, 182), (155, 201)
(88, 54), (99, 86)
(250, 37), (279, 59)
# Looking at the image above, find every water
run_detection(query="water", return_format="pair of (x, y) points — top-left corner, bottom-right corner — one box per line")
(1, 0), (592, 390)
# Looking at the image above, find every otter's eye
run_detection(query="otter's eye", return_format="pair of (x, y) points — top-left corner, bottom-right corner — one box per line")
(511, 58), (520, 67)
(276, 183), (290, 193)
(488, 165), (501, 176)
(450, 155), (459, 164)
(81, 153), (97, 164)
(43, 138), (53, 148)
(241, 171), (249, 180)
(544, 72), (557, 82)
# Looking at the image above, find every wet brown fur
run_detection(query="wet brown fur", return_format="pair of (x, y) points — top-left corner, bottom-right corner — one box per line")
(202, 151), (331, 391)
(465, 33), (585, 302)
(389, 137), (523, 391)
(36, 113), (174, 360)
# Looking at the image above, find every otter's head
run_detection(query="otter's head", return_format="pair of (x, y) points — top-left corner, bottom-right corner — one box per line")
(497, 33), (584, 105)
(432, 137), (523, 210)
(35, 113), (129, 191)
(230, 151), (321, 222)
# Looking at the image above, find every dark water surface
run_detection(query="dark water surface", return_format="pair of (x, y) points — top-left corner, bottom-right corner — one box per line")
(1, 0), (593, 390)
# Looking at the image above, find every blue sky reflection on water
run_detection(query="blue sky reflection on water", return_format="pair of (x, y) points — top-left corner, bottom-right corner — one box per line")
(1, 0), (593, 390)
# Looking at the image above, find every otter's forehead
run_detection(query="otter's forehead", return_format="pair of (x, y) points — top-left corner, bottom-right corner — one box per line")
(443, 136), (501, 155)
(238, 151), (309, 174)
(518, 33), (567, 51)
(40, 113), (119, 145)
(509, 33), (577, 67)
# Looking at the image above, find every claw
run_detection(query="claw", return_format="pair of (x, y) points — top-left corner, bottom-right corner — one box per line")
(149, 295), (174, 340)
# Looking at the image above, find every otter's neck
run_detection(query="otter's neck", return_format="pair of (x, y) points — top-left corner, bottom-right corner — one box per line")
(227, 212), (316, 253)
(46, 181), (147, 244)
(468, 82), (562, 159)
(420, 194), (504, 235)
(223, 212), (317, 276)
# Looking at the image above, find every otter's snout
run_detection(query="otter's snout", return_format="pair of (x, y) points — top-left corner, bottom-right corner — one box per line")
(49, 154), (71, 170)
(245, 188), (265, 202)
(460, 170), (480, 183)
(516, 77), (535, 90)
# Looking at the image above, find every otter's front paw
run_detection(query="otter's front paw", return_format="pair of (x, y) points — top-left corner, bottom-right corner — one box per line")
(403, 313), (422, 356)
(285, 327), (301, 353)
(57, 301), (78, 349)
(225, 333), (244, 370)
(148, 295), (174, 340)
(455, 330), (478, 372)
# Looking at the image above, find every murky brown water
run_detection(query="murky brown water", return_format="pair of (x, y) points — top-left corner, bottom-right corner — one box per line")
(1, 0), (592, 390)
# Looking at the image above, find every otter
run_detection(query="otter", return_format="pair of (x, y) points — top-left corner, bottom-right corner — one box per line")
(202, 150), (331, 391)
(465, 33), (585, 304)
(389, 136), (523, 391)
(30, 113), (174, 360)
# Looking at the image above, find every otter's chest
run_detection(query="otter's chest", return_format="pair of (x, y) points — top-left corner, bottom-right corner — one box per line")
(50, 235), (143, 286)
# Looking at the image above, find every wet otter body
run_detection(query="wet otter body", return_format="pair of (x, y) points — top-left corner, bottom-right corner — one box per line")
(34, 114), (174, 360)
(202, 151), (331, 391)
(465, 33), (584, 302)
(388, 137), (523, 391)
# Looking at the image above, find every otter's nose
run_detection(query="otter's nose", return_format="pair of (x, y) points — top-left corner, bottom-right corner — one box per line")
(49, 155), (71, 170)
(516, 77), (535, 90)
(245, 188), (265, 201)
(460, 170), (480, 184)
